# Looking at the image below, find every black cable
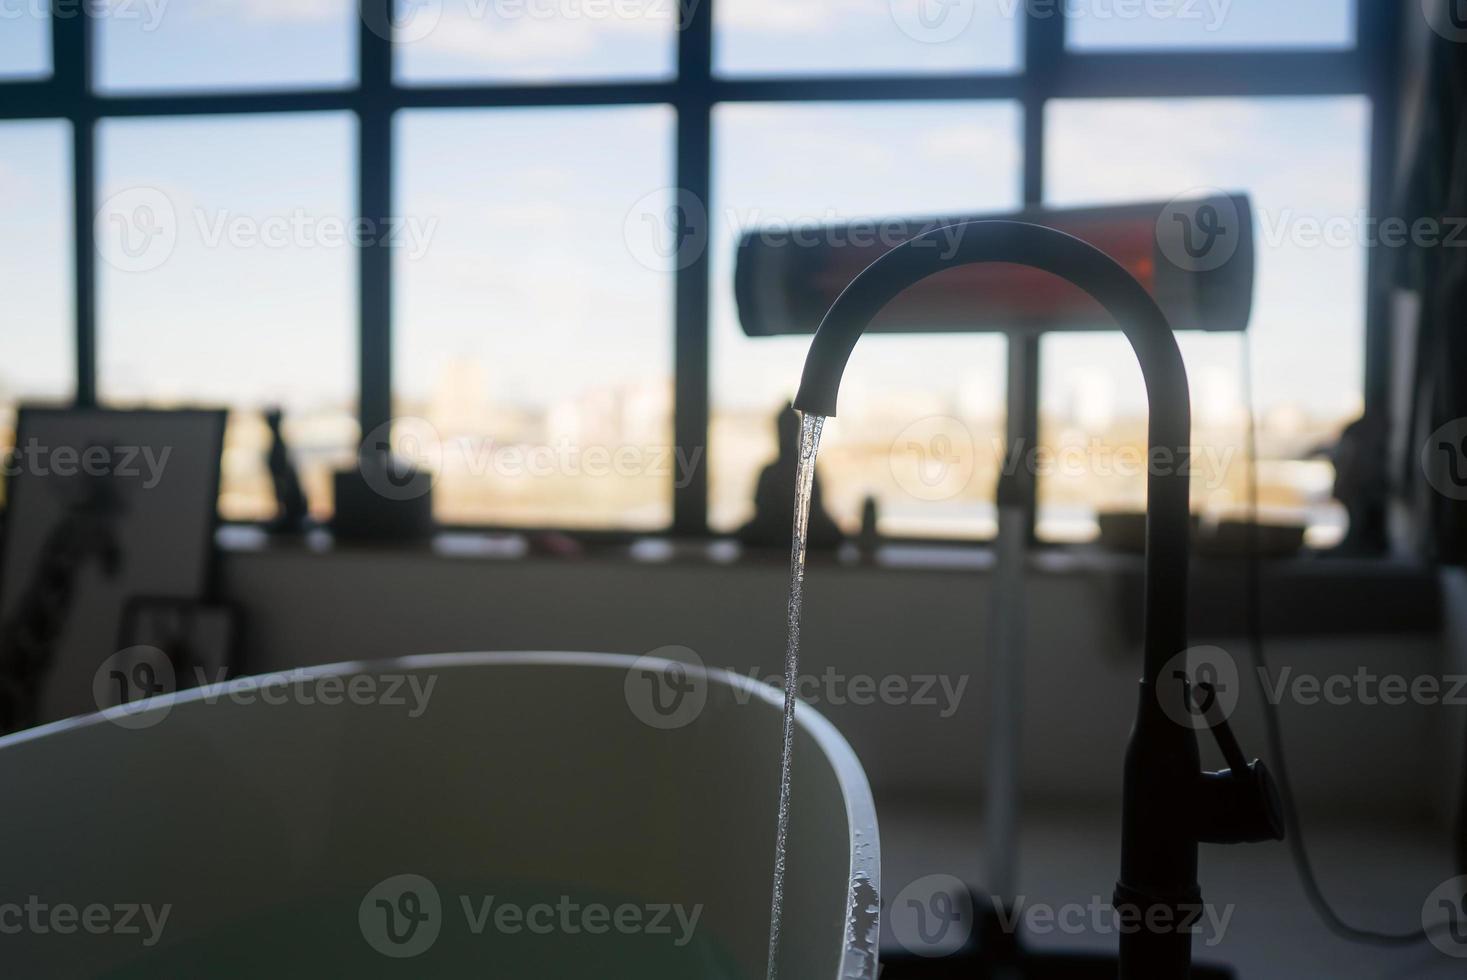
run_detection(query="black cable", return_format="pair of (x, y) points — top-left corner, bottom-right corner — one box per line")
(1239, 332), (1438, 946)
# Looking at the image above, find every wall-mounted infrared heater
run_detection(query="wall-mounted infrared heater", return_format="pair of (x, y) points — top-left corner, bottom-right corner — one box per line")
(735, 194), (1254, 338)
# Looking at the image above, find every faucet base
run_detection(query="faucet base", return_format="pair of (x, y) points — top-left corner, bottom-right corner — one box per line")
(879, 885), (1236, 978)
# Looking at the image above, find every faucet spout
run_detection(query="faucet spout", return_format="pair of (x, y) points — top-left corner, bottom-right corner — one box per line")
(795, 219), (1224, 980)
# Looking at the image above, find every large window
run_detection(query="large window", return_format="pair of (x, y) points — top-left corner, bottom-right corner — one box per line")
(0, 120), (74, 450)
(394, 0), (678, 83)
(1065, 0), (1357, 51)
(714, 0), (1022, 76)
(96, 113), (358, 521)
(710, 101), (1020, 537)
(0, 2), (1397, 541)
(0, 4), (49, 79)
(94, 0), (358, 92)
(395, 105), (675, 528)
(1040, 96), (1370, 544)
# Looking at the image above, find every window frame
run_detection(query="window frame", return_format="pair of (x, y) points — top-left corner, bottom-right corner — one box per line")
(0, 0), (1398, 541)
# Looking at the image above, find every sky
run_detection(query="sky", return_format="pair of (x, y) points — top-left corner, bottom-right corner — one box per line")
(95, 113), (358, 409)
(2, 0), (1358, 88)
(1, 0), (1368, 425)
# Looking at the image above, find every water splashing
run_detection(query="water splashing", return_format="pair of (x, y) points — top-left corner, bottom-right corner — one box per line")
(765, 411), (825, 980)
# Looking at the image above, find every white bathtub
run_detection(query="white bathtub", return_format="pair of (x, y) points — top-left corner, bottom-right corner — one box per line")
(0, 652), (879, 979)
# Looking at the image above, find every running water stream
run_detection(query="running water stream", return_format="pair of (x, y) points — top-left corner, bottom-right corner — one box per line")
(764, 411), (825, 980)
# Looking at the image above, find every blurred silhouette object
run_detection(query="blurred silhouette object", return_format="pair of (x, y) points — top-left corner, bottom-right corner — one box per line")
(0, 461), (124, 733)
(1315, 414), (1387, 556)
(857, 494), (880, 559)
(737, 403), (842, 549)
(0, 407), (225, 732)
(265, 407), (309, 534)
(331, 448), (434, 542)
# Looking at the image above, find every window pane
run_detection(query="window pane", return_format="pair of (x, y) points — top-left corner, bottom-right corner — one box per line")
(711, 102), (1022, 538)
(715, 0), (1021, 76)
(395, 0), (676, 83)
(1066, 0), (1355, 50)
(94, 0), (356, 92)
(97, 114), (358, 521)
(0, 120), (74, 460)
(0, 5), (50, 78)
(1040, 97), (1369, 545)
(395, 106), (675, 529)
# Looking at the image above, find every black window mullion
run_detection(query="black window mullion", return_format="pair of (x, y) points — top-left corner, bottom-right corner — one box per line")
(358, 2), (394, 444)
(672, 0), (714, 536)
(54, 0), (95, 406)
(1012, 0), (1065, 540)
(1361, 0), (1401, 422)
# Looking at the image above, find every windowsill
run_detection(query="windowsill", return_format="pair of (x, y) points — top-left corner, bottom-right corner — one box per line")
(216, 523), (1416, 574)
(216, 524), (1441, 636)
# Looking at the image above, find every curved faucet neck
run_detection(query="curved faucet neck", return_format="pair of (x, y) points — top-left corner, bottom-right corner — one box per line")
(793, 219), (1192, 687)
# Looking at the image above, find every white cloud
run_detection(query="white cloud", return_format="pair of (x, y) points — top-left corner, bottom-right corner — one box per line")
(419, 16), (599, 64)
(189, 0), (352, 23)
(918, 123), (1020, 174)
(715, 0), (884, 32)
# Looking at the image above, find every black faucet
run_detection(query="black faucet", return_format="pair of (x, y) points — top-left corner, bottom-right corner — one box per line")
(794, 219), (1283, 979)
